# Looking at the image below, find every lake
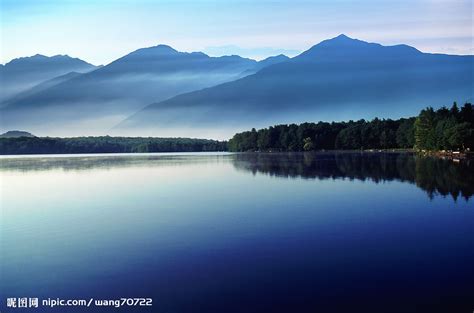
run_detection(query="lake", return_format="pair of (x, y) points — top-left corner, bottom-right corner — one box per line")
(1, 152), (473, 313)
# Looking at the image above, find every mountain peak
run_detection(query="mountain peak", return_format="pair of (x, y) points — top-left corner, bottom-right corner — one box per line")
(152, 44), (178, 53)
(264, 54), (289, 60)
(334, 34), (351, 40)
(32, 54), (47, 58)
(6, 54), (48, 66)
(298, 35), (420, 59)
(121, 44), (181, 61)
(320, 34), (370, 47)
(4, 54), (96, 68)
(259, 54), (290, 65)
(140, 44), (178, 55)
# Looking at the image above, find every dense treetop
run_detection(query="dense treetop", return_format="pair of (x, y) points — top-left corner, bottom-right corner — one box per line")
(228, 103), (473, 152)
(0, 136), (227, 155)
(414, 103), (474, 151)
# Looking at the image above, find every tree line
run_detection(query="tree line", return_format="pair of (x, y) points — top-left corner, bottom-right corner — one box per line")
(228, 102), (473, 152)
(415, 103), (474, 151)
(1, 102), (472, 155)
(0, 136), (227, 155)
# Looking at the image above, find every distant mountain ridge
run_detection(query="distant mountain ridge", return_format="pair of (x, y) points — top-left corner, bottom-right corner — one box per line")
(116, 34), (473, 138)
(297, 34), (421, 58)
(1, 35), (472, 139)
(1, 71), (82, 107)
(0, 54), (98, 102)
(0, 130), (35, 138)
(240, 54), (290, 76)
(0, 45), (288, 135)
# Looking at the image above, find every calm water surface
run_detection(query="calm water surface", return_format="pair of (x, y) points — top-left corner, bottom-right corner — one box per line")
(1, 152), (473, 313)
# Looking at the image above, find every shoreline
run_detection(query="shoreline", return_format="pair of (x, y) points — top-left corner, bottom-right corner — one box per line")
(418, 150), (473, 160)
(1, 149), (471, 160)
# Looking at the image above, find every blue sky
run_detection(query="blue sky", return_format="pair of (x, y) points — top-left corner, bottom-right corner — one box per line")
(1, 0), (472, 65)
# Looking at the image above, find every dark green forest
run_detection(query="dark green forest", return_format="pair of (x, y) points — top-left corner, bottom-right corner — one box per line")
(0, 136), (227, 155)
(228, 103), (474, 152)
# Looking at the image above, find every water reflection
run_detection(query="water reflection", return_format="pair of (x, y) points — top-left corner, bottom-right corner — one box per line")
(0, 153), (228, 172)
(1, 152), (473, 200)
(1, 152), (473, 313)
(233, 152), (474, 201)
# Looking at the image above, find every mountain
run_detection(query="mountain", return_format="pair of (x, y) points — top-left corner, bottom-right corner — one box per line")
(240, 54), (290, 76)
(0, 45), (264, 135)
(116, 35), (474, 138)
(0, 130), (35, 138)
(1, 71), (82, 107)
(0, 54), (97, 102)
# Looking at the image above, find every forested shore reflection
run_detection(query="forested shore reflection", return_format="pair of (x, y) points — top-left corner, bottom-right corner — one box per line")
(233, 152), (474, 200)
(1, 152), (472, 200)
